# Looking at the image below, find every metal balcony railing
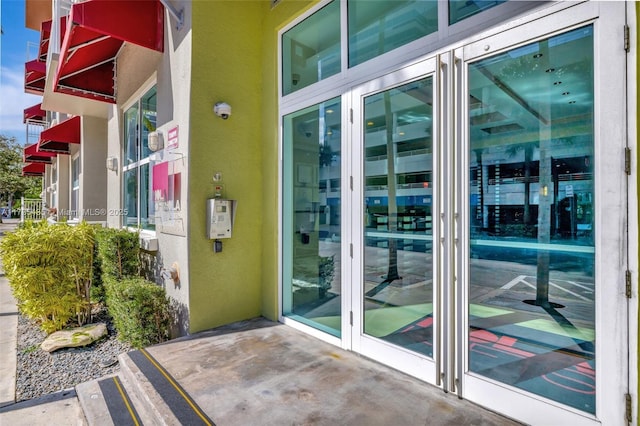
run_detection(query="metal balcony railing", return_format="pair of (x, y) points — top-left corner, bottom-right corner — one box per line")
(25, 119), (48, 146)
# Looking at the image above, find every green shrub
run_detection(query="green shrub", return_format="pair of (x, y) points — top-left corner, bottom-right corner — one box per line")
(94, 227), (173, 347)
(90, 239), (105, 303)
(95, 228), (140, 281)
(0, 221), (95, 333)
(319, 255), (335, 292)
(104, 276), (171, 348)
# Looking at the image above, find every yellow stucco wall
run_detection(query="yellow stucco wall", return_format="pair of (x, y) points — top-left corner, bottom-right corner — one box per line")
(188, 0), (316, 333)
(188, 1), (267, 333)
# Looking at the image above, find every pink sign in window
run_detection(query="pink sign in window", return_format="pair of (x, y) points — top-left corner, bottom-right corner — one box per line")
(152, 162), (169, 201)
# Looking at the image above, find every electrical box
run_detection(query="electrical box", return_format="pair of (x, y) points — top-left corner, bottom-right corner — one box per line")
(139, 235), (159, 252)
(206, 198), (237, 239)
(106, 156), (118, 171)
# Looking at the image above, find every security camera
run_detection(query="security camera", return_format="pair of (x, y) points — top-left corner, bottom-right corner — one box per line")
(214, 102), (232, 119)
(297, 122), (312, 138)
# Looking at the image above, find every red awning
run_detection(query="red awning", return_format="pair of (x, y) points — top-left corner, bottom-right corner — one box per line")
(24, 103), (46, 123)
(24, 143), (56, 164)
(25, 59), (46, 94)
(22, 163), (46, 177)
(37, 116), (81, 154)
(39, 17), (67, 62)
(55, 0), (164, 103)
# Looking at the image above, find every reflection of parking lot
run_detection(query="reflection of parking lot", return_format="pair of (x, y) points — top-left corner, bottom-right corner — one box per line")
(471, 261), (596, 326)
(500, 274), (594, 302)
(318, 240), (595, 310)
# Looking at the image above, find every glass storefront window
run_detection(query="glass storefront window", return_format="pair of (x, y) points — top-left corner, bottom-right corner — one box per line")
(348, 0), (438, 67)
(282, 0), (524, 95)
(278, 0), (628, 420)
(282, 1), (340, 95)
(449, 0), (505, 25)
(124, 168), (138, 227)
(122, 86), (157, 230)
(124, 105), (138, 166)
(283, 97), (342, 336)
(141, 89), (157, 159)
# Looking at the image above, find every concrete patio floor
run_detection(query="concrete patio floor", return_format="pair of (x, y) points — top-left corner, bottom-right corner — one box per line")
(141, 317), (520, 425)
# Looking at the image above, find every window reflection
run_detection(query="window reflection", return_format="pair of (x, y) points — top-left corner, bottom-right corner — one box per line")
(362, 78), (434, 357)
(283, 98), (342, 336)
(282, 1), (340, 95)
(348, 0), (438, 67)
(468, 26), (595, 414)
(449, 0), (505, 25)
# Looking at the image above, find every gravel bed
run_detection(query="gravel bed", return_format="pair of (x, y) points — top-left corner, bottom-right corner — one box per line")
(15, 307), (133, 402)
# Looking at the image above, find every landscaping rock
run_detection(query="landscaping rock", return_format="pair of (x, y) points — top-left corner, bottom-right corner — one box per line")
(41, 323), (107, 353)
(16, 310), (133, 402)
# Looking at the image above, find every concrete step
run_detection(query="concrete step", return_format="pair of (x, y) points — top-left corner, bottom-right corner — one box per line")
(76, 377), (120, 426)
(75, 352), (181, 426)
(116, 351), (182, 425)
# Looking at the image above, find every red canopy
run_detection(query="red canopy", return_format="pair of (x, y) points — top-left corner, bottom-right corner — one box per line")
(39, 17), (67, 62)
(22, 163), (46, 177)
(24, 143), (56, 164)
(25, 59), (46, 94)
(23, 103), (46, 123)
(37, 116), (81, 154)
(54, 0), (164, 103)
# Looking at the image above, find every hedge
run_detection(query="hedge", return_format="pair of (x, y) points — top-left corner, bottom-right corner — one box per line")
(104, 276), (171, 348)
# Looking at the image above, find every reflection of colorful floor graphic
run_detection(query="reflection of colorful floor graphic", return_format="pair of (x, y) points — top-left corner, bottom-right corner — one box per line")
(384, 306), (595, 414)
(383, 315), (433, 358)
(469, 327), (595, 414)
(312, 302), (595, 414)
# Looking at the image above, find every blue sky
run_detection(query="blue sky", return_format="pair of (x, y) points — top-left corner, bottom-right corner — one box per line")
(0, 0), (42, 145)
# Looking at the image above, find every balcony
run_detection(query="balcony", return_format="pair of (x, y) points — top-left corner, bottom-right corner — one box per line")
(22, 162), (46, 177)
(23, 142), (57, 164)
(37, 115), (81, 154)
(39, 0), (164, 117)
(24, 59), (46, 95)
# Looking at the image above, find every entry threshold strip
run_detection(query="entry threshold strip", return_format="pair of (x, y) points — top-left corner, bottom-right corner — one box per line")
(98, 376), (143, 426)
(128, 348), (216, 426)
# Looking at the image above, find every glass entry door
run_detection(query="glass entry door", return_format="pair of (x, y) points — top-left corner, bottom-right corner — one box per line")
(459, 4), (628, 424)
(349, 3), (627, 424)
(464, 22), (600, 418)
(351, 58), (440, 383)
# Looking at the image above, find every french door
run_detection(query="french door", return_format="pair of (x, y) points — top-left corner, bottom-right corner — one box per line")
(348, 2), (628, 424)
